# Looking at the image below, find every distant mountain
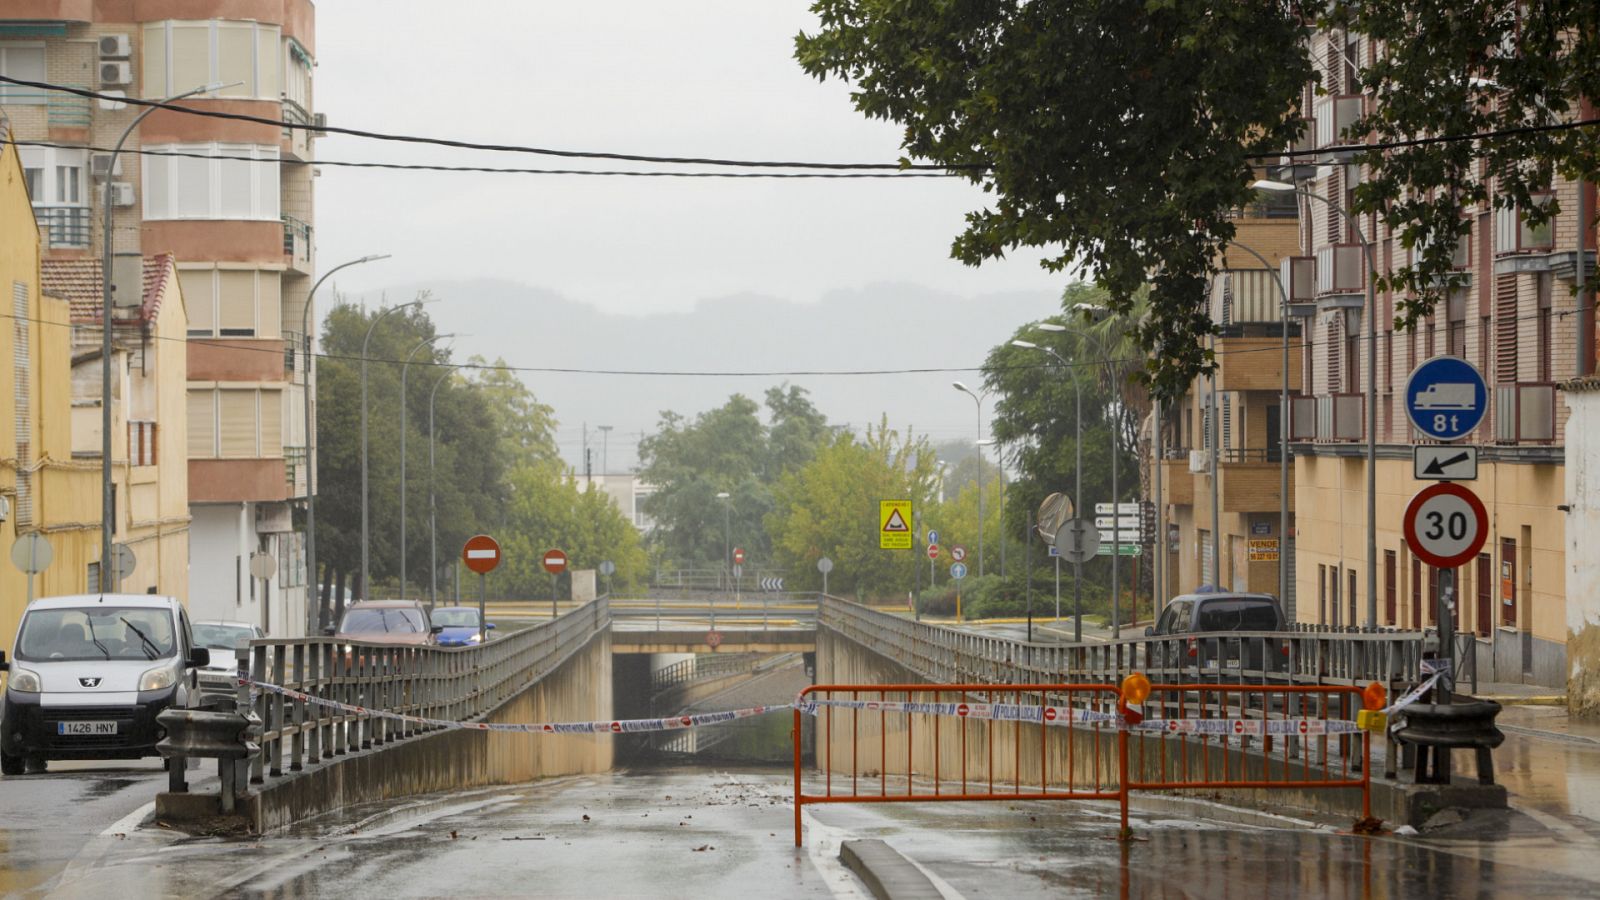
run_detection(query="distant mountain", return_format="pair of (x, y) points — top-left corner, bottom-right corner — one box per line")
(345, 280), (1063, 471)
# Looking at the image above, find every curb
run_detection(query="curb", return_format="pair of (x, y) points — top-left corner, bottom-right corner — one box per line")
(840, 839), (943, 900)
(1477, 695), (1567, 707)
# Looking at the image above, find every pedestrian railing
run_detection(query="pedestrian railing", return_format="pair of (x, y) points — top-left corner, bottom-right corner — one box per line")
(235, 597), (610, 784)
(820, 597), (1424, 693)
(611, 593), (819, 630)
(650, 653), (762, 694)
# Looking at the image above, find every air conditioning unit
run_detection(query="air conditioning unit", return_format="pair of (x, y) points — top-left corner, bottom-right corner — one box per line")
(109, 182), (135, 207)
(312, 112), (328, 131)
(1188, 450), (1212, 474)
(97, 89), (127, 111)
(89, 154), (121, 177)
(100, 61), (132, 85)
(98, 33), (132, 58)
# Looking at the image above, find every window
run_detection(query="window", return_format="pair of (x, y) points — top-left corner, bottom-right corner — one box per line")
(144, 144), (280, 221)
(283, 39), (313, 111)
(142, 20), (281, 101)
(188, 390), (216, 458)
(188, 387), (283, 459)
(1537, 274), (1553, 381)
(0, 44), (46, 104)
(1447, 290), (1468, 358)
(18, 147), (90, 248)
(179, 268), (281, 338)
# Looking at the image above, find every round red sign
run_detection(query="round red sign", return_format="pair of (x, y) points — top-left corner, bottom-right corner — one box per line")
(542, 548), (568, 574)
(733, 547), (745, 564)
(462, 534), (501, 574)
(926, 544), (939, 560)
(1402, 483), (1489, 569)
(706, 631), (723, 649)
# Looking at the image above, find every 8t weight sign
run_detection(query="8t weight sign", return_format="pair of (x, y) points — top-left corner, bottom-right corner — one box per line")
(1403, 483), (1488, 569)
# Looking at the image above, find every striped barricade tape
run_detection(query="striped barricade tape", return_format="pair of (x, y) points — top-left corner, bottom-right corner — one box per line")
(796, 696), (1361, 734)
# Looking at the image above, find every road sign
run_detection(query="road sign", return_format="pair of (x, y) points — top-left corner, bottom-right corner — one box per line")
(10, 532), (52, 574)
(1405, 356), (1488, 441)
(1095, 543), (1142, 557)
(598, 560), (616, 576)
(732, 563), (743, 579)
(927, 529), (939, 546)
(1402, 483), (1489, 569)
(926, 544), (940, 560)
(950, 561), (968, 580)
(879, 499), (912, 549)
(707, 631), (723, 649)
(1093, 516), (1142, 533)
(816, 557), (834, 574)
(247, 551), (274, 581)
(1048, 546), (1060, 558)
(1094, 502), (1141, 515)
(950, 545), (967, 563)
(1053, 519), (1101, 564)
(542, 548), (568, 575)
(733, 547), (745, 564)
(1413, 445), (1479, 481)
(463, 534), (502, 574)
(760, 576), (785, 591)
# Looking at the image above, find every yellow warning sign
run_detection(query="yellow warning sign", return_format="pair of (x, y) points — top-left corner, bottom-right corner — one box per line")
(880, 499), (913, 550)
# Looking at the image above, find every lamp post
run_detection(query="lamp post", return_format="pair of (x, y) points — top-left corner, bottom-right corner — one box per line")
(399, 333), (456, 602)
(1012, 336), (1081, 640)
(427, 365), (460, 612)
(1225, 239), (1294, 607)
(952, 382), (989, 578)
(1254, 179), (1377, 627)
(360, 299), (426, 602)
(597, 425), (613, 482)
(715, 491), (731, 590)
(99, 80), (232, 592)
(300, 254), (389, 634)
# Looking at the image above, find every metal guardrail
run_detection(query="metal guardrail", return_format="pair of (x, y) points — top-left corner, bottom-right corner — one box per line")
(611, 594), (819, 630)
(235, 597), (610, 783)
(820, 597), (1424, 693)
(650, 653), (761, 694)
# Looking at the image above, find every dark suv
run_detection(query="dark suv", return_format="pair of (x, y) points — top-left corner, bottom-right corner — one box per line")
(1145, 592), (1286, 673)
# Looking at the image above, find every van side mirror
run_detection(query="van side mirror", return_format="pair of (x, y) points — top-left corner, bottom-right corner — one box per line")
(187, 647), (211, 668)
(1143, 627), (1155, 637)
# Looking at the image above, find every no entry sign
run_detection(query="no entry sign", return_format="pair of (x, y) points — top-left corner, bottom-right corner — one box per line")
(462, 535), (501, 574)
(542, 548), (569, 574)
(1402, 483), (1489, 569)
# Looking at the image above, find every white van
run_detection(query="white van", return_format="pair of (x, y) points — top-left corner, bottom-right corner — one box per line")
(0, 594), (208, 775)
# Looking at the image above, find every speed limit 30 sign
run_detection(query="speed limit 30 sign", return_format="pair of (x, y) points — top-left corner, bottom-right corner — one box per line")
(1402, 483), (1489, 569)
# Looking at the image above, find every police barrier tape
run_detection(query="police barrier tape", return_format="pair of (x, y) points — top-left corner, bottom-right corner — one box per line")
(1383, 671), (1443, 716)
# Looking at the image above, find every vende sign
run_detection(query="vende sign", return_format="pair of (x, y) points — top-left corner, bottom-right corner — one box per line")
(542, 548), (569, 574)
(462, 534), (501, 574)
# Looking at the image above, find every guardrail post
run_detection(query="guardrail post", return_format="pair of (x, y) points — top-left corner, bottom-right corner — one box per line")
(269, 643), (286, 777)
(290, 642), (305, 771)
(250, 645), (267, 784)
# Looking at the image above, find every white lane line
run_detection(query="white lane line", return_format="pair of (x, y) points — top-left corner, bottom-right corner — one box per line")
(99, 800), (155, 837)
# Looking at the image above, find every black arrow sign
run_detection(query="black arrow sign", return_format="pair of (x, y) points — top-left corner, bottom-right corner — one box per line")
(1423, 451), (1471, 476)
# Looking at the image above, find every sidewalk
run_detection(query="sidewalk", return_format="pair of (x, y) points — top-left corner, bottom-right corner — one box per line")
(1467, 681), (1567, 707)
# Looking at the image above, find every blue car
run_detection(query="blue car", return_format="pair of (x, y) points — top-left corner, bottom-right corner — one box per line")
(430, 607), (496, 646)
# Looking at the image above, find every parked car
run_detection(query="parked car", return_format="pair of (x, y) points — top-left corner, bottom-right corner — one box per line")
(328, 600), (440, 646)
(1145, 592), (1287, 672)
(430, 607), (496, 647)
(191, 620), (265, 705)
(0, 594), (209, 775)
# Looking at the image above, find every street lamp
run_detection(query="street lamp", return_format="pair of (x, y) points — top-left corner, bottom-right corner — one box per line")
(360, 298), (428, 601)
(952, 381), (989, 578)
(715, 491), (731, 590)
(99, 80), (235, 592)
(427, 365), (461, 612)
(597, 425), (613, 483)
(301, 254), (390, 635)
(1254, 179), (1378, 628)
(399, 333), (457, 602)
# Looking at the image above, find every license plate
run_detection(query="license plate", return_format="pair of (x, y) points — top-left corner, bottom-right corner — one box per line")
(57, 721), (117, 736)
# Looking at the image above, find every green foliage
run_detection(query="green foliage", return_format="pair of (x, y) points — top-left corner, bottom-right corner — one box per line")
(499, 459), (648, 599)
(766, 418), (939, 597)
(796, 0), (1314, 399)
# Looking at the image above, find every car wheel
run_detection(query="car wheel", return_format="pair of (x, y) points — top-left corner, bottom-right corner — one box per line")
(0, 750), (23, 776)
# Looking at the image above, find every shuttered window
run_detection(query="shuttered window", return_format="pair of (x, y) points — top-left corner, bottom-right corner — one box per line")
(1327, 318), (1342, 389)
(180, 269), (214, 337)
(218, 390), (257, 457)
(217, 270), (256, 336)
(187, 390), (216, 458)
(259, 389), (283, 456)
(1495, 272), (1519, 382)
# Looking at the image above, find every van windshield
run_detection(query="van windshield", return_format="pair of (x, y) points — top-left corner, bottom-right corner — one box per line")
(338, 608), (425, 634)
(17, 607), (177, 662)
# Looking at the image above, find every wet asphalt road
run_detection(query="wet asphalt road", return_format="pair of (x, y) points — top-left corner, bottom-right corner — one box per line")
(0, 758), (170, 896)
(14, 762), (1600, 899)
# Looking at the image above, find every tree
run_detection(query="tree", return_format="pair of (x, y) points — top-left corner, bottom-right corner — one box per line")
(796, 2), (1600, 395)
(498, 458), (648, 600)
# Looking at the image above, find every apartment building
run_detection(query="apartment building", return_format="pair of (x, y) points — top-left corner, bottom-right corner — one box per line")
(1158, 196), (1304, 612)
(1279, 28), (1594, 687)
(0, 1), (317, 635)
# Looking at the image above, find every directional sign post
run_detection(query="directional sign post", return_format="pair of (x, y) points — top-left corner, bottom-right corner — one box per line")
(1414, 446), (1479, 481)
(1405, 356), (1488, 442)
(463, 534), (502, 643)
(542, 548), (568, 620)
(949, 561), (968, 623)
(879, 499), (913, 549)
(927, 530), (939, 547)
(10, 532), (52, 605)
(1054, 518), (1100, 643)
(950, 545), (967, 563)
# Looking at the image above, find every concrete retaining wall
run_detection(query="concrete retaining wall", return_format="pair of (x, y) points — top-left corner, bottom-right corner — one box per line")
(245, 631), (614, 833)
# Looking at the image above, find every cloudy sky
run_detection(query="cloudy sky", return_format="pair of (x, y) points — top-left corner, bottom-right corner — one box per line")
(311, 2), (1070, 468)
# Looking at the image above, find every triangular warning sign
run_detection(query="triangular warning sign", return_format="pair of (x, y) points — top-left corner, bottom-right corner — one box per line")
(883, 509), (909, 532)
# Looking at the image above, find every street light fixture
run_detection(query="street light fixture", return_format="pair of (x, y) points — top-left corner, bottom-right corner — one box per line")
(952, 381), (989, 578)
(301, 254), (390, 635)
(360, 298), (430, 601)
(1254, 178), (1378, 627)
(99, 80), (236, 592)
(715, 491), (732, 591)
(399, 334), (457, 602)
(427, 365), (461, 612)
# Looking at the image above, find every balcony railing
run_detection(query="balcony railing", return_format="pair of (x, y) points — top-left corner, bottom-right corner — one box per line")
(283, 330), (303, 373)
(1495, 195), (1554, 255)
(34, 204), (91, 248)
(283, 215), (313, 270)
(1316, 243), (1365, 295)
(1494, 383), (1556, 443)
(47, 84), (91, 128)
(129, 420), (157, 467)
(282, 99), (312, 160)
(1314, 394), (1364, 442)
(1218, 269), (1285, 324)
(1290, 396), (1318, 440)
(285, 445), (307, 497)
(1314, 95), (1364, 147)
(1280, 256), (1316, 308)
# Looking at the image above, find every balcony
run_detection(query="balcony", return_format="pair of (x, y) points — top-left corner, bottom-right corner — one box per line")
(128, 420), (157, 467)
(34, 204), (91, 249)
(1314, 95), (1364, 147)
(47, 84), (90, 132)
(1215, 333), (1302, 393)
(1279, 256), (1317, 317)
(283, 330), (304, 376)
(1495, 195), (1554, 256)
(283, 215), (313, 275)
(1159, 454), (1196, 507)
(1292, 394), (1363, 442)
(1494, 383), (1555, 443)
(1315, 243), (1365, 299)
(282, 100), (312, 161)
(285, 445), (308, 498)
(1218, 449), (1290, 513)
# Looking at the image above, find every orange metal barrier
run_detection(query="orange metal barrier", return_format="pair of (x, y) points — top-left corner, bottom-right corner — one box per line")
(793, 683), (1124, 846)
(793, 680), (1373, 845)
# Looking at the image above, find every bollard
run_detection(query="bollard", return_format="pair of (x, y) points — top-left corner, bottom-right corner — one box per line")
(1393, 699), (1504, 786)
(157, 708), (262, 814)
